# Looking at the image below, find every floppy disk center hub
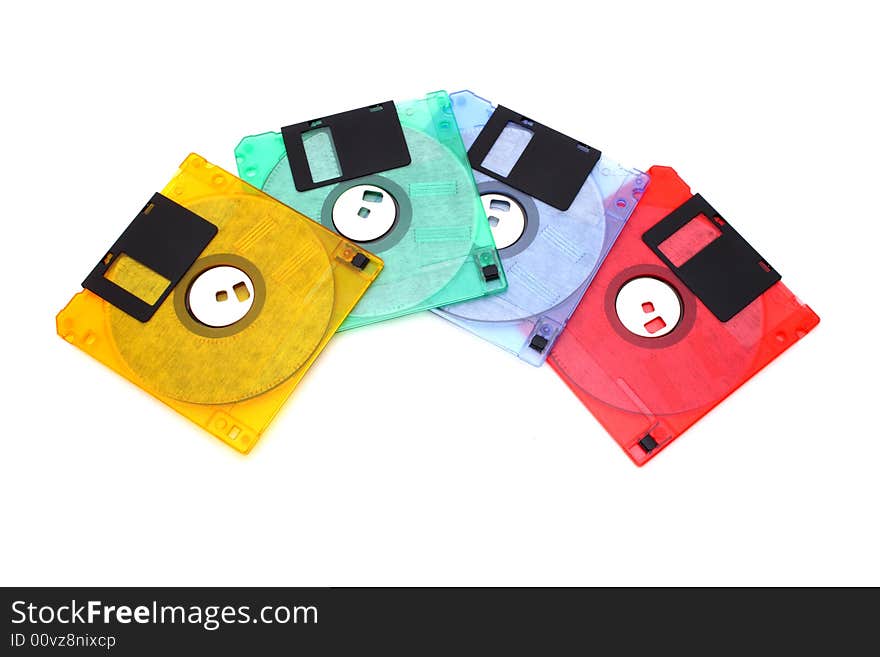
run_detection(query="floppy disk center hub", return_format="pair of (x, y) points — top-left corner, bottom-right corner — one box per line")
(331, 183), (399, 242)
(615, 276), (683, 338)
(480, 192), (527, 250)
(187, 265), (256, 328)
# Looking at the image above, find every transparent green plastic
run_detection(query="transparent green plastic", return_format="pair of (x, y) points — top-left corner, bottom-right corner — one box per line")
(235, 91), (506, 330)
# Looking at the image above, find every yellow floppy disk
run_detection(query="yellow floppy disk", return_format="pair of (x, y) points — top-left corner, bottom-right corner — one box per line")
(57, 154), (383, 453)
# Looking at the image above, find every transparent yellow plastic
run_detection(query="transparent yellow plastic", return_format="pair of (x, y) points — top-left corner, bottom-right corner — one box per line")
(104, 254), (170, 305)
(56, 154), (383, 453)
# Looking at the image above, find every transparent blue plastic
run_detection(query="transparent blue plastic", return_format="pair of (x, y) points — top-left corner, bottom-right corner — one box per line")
(433, 90), (649, 366)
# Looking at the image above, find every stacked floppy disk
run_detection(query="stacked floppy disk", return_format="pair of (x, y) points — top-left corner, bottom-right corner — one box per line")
(57, 90), (819, 464)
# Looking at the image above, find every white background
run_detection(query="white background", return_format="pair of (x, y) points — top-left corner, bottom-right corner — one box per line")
(2, 1), (877, 586)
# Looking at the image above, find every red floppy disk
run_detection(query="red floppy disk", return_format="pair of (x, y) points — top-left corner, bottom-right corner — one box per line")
(549, 166), (819, 465)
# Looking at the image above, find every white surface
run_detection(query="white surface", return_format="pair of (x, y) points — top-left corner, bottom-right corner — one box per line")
(1, 0), (877, 586)
(616, 276), (682, 338)
(332, 184), (398, 242)
(482, 193), (527, 250)
(187, 265), (255, 328)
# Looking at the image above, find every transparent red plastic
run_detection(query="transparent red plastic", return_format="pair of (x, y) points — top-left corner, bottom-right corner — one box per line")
(549, 166), (820, 465)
